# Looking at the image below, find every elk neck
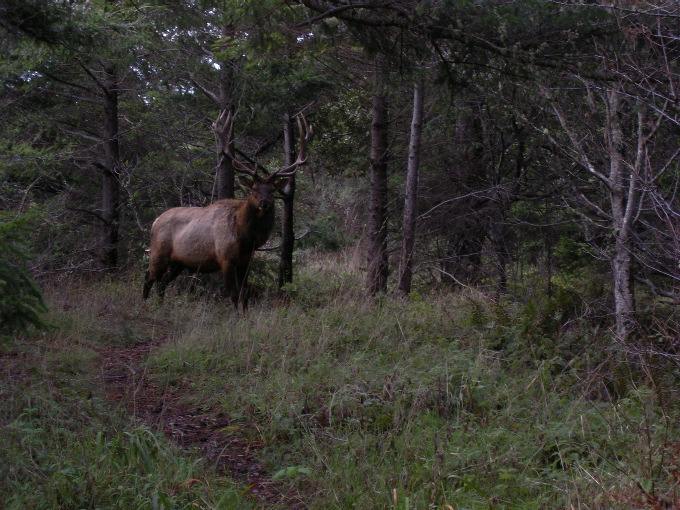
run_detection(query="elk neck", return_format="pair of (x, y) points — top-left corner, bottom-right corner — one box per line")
(235, 196), (276, 248)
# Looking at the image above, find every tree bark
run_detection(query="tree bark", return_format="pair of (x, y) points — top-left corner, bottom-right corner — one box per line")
(278, 112), (296, 288)
(606, 89), (637, 341)
(216, 39), (237, 199)
(442, 98), (486, 287)
(552, 86), (644, 342)
(397, 80), (424, 299)
(366, 60), (390, 297)
(100, 63), (121, 269)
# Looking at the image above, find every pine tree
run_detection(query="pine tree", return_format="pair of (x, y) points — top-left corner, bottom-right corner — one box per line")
(0, 212), (47, 338)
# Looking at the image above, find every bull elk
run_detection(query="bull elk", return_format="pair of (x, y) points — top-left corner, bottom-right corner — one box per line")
(142, 110), (312, 308)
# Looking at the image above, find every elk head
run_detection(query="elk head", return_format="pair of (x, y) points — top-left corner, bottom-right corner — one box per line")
(213, 109), (312, 211)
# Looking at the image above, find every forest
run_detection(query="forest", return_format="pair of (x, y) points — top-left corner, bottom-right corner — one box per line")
(1, 1), (679, 508)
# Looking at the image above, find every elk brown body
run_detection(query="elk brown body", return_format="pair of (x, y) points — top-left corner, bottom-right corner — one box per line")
(142, 110), (311, 308)
(142, 180), (284, 307)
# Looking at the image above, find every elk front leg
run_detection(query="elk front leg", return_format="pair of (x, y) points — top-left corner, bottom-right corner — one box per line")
(233, 259), (252, 311)
(157, 263), (183, 299)
(143, 256), (168, 300)
(220, 262), (240, 309)
(143, 270), (155, 300)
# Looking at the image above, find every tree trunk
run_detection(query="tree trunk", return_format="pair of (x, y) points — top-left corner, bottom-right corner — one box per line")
(397, 80), (424, 299)
(612, 233), (635, 341)
(442, 98), (486, 287)
(552, 86), (648, 343)
(444, 231), (483, 286)
(216, 104), (235, 200)
(606, 89), (637, 341)
(100, 63), (121, 269)
(490, 209), (511, 296)
(278, 112), (296, 288)
(216, 45), (236, 199)
(366, 60), (390, 297)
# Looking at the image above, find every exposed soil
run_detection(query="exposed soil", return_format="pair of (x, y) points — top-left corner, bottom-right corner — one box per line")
(99, 336), (305, 509)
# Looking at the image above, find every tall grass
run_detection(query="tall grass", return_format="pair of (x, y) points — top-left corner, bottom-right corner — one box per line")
(2, 254), (678, 509)
(1, 276), (252, 510)
(145, 290), (677, 509)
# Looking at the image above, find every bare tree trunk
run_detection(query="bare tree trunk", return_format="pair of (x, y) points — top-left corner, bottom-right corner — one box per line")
(397, 80), (424, 299)
(278, 112), (296, 288)
(551, 87), (644, 342)
(613, 233), (636, 340)
(366, 60), (390, 297)
(606, 89), (638, 341)
(100, 63), (121, 269)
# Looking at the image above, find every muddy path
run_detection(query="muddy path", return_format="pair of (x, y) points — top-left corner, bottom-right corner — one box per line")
(99, 336), (305, 509)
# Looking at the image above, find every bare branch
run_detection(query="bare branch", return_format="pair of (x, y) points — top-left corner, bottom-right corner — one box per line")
(188, 73), (220, 105)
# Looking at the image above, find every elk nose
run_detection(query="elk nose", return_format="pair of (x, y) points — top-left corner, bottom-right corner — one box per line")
(260, 200), (272, 211)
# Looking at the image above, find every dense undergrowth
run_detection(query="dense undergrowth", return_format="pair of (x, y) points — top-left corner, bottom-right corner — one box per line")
(1, 250), (678, 509)
(0, 314), (251, 509)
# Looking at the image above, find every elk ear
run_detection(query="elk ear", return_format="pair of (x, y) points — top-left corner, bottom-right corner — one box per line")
(238, 175), (255, 189)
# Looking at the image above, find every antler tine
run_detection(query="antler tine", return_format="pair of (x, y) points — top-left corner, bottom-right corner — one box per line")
(217, 108), (231, 127)
(214, 109), (258, 178)
(213, 109), (232, 155)
(230, 155), (259, 178)
(271, 113), (313, 179)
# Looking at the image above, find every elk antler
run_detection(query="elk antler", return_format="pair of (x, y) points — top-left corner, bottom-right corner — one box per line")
(213, 109), (258, 177)
(270, 114), (313, 179)
(213, 109), (232, 155)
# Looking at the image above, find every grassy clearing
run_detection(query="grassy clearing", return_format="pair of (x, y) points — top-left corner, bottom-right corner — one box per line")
(2, 254), (678, 509)
(0, 277), (253, 510)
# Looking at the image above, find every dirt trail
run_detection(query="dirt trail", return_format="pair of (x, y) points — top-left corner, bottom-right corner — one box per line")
(100, 336), (304, 509)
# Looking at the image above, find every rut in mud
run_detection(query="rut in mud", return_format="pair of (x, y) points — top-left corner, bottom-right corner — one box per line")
(100, 336), (305, 509)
